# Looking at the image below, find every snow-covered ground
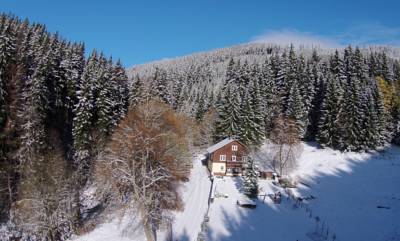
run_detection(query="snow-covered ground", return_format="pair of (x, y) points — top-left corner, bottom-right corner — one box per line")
(161, 154), (212, 241)
(207, 143), (400, 241)
(70, 154), (212, 241)
(71, 143), (400, 241)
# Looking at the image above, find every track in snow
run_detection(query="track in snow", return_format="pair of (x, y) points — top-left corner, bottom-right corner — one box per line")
(170, 154), (211, 241)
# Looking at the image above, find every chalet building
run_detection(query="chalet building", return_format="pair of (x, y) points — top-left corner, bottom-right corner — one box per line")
(206, 138), (248, 176)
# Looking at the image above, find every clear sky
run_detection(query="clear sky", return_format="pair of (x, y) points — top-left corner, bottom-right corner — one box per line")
(1, 0), (399, 67)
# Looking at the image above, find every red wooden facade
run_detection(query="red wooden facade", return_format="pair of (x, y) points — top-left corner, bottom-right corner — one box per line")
(208, 140), (248, 175)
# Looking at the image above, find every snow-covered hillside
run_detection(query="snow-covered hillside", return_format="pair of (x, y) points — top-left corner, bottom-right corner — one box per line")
(71, 143), (400, 241)
(128, 43), (400, 80)
(207, 143), (400, 241)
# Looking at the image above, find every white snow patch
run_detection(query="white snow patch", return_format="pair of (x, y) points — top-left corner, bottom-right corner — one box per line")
(206, 142), (400, 241)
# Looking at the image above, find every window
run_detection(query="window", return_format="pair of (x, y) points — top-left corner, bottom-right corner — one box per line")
(232, 145), (238, 151)
(232, 155), (236, 162)
(219, 155), (226, 161)
(220, 165), (224, 171)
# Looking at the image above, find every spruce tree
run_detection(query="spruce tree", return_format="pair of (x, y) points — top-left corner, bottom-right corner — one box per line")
(260, 58), (280, 133)
(243, 156), (258, 198)
(317, 72), (343, 148)
(129, 74), (145, 107)
(239, 90), (255, 146)
(249, 75), (265, 146)
(72, 50), (97, 175)
(95, 55), (113, 136)
(111, 59), (129, 121)
(152, 67), (171, 104)
(214, 84), (241, 141)
(19, 43), (49, 166)
(0, 24), (16, 129)
(286, 79), (307, 138)
(340, 75), (364, 151)
(195, 87), (208, 121)
(298, 55), (314, 138)
(362, 91), (381, 149)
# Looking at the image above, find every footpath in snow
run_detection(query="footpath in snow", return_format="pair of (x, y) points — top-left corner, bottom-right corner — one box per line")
(166, 154), (212, 241)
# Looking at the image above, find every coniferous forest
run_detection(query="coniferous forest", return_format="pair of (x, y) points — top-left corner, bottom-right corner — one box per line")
(1, 13), (400, 241)
(0, 14), (130, 240)
(131, 41), (400, 151)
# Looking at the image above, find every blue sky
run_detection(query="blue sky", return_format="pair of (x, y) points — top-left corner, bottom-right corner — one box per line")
(1, 0), (399, 66)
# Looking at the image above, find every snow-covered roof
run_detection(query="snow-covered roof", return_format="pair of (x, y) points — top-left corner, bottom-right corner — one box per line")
(206, 138), (236, 153)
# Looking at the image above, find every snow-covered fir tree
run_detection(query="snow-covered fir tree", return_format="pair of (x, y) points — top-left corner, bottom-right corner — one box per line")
(72, 50), (97, 175)
(214, 84), (241, 141)
(286, 79), (307, 137)
(243, 155), (258, 198)
(317, 72), (343, 148)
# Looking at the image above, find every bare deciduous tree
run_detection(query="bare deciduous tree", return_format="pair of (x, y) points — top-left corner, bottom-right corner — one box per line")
(95, 100), (190, 241)
(12, 133), (74, 241)
(269, 116), (303, 176)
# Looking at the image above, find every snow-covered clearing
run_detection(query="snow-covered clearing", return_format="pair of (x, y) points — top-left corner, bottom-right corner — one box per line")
(70, 143), (400, 241)
(207, 143), (400, 241)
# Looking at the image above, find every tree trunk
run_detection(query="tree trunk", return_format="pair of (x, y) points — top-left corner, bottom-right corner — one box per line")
(143, 221), (156, 241)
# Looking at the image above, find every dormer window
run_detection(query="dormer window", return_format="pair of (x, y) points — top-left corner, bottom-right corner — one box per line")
(232, 145), (238, 151)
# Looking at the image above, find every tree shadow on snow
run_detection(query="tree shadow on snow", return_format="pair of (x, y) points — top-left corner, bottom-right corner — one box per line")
(174, 228), (190, 241)
(206, 145), (400, 241)
(232, 176), (243, 192)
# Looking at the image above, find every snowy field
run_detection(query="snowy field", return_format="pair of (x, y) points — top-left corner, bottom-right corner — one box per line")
(71, 143), (400, 241)
(207, 143), (400, 241)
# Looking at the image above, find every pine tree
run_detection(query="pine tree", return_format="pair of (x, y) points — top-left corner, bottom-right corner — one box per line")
(195, 88), (207, 121)
(214, 84), (241, 141)
(362, 91), (381, 149)
(308, 59), (325, 140)
(239, 90), (255, 145)
(225, 57), (237, 84)
(152, 67), (171, 104)
(298, 55), (314, 138)
(243, 156), (258, 198)
(95, 55), (113, 136)
(18, 39), (49, 167)
(379, 52), (393, 82)
(372, 82), (388, 146)
(284, 44), (298, 109)
(286, 79), (307, 138)
(260, 58), (280, 133)
(0, 23), (16, 129)
(339, 75), (364, 151)
(72, 50), (97, 176)
(249, 74), (265, 146)
(111, 59), (129, 122)
(317, 72), (343, 148)
(129, 74), (145, 107)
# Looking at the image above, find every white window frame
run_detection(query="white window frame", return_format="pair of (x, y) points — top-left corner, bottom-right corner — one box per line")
(232, 155), (237, 162)
(219, 155), (226, 161)
(232, 145), (238, 151)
